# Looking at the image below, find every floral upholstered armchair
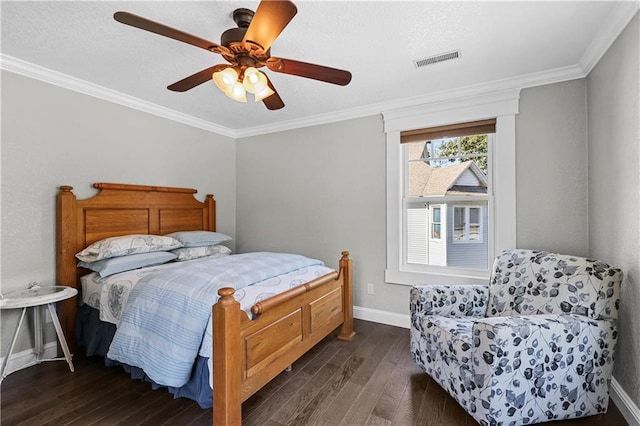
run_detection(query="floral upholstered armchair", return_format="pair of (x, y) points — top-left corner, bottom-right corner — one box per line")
(410, 249), (623, 425)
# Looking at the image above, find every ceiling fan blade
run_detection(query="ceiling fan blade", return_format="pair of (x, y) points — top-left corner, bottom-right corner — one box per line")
(242, 0), (297, 51)
(262, 75), (285, 110)
(266, 57), (352, 86)
(114, 11), (226, 54)
(167, 64), (229, 92)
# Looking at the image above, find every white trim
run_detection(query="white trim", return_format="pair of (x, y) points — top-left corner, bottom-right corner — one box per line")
(383, 89), (521, 132)
(2, 54), (581, 139)
(430, 205), (442, 241)
(353, 305), (410, 329)
(452, 205), (484, 244)
(0, 55), (236, 138)
(611, 377), (640, 426)
(0, 342), (58, 377)
(579, 2), (640, 75)
(383, 90), (518, 286)
(234, 65), (580, 137)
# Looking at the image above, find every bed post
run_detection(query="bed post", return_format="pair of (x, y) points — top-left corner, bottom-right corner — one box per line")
(56, 186), (78, 351)
(337, 251), (356, 341)
(213, 287), (242, 426)
(205, 194), (216, 231)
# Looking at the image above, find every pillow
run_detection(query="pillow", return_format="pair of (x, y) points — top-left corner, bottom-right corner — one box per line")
(77, 251), (177, 277)
(76, 234), (182, 263)
(165, 231), (232, 248)
(171, 245), (232, 261)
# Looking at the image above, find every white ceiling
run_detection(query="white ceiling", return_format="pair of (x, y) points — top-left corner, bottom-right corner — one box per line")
(2, 1), (637, 137)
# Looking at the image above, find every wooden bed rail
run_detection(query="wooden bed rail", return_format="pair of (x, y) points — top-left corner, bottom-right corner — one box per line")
(212, 251), (354, 425)
(250, 271), (339, 316)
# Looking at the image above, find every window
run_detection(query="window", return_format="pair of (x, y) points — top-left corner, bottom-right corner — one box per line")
(405, 130), (491, 269)
(431, 206), (441, 239)
(453, 206), (483, 242)
(454, 207), (465, 240)
(383, 90), (518, 285)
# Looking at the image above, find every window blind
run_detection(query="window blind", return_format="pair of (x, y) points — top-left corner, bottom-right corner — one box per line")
(400, 119), (496, 144)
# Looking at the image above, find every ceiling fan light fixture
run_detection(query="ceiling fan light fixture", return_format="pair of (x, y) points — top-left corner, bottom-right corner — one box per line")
(242, 67), (269, 94)
(254, 85), (275, 102)
(226, 81), (248, 102)
(212, 67), (239, 94)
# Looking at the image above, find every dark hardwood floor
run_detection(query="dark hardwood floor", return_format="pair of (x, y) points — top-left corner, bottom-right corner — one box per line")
(0, 319), (628, 425)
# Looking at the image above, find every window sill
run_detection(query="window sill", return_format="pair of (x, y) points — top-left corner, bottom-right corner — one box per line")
(385, 267), (490, 287)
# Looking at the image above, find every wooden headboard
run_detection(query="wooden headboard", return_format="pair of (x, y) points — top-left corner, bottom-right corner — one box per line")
(56, 182), (216, 349)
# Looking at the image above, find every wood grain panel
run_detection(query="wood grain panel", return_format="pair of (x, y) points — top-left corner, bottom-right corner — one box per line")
(84, 209), (150, 245)
(159, 208), (204, 234)
(245, 310), (303, 378)
(309, 287), (343, 335)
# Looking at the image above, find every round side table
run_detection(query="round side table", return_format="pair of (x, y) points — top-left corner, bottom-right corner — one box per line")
(0, 285), (77, 381)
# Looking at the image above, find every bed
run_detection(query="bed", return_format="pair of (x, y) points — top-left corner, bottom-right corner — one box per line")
(56, 182), (355, 425)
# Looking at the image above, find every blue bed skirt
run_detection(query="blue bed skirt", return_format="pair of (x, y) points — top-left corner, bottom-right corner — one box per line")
(76, 304), (213, 408)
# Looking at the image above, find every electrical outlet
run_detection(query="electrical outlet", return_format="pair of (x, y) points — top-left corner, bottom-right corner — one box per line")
(367, 283), (375, 295)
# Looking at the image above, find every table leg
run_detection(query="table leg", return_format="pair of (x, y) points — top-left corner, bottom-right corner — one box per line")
(1, 307), (27, 381)
(47, 303), (74, 373)
(34, 305), (43, 360)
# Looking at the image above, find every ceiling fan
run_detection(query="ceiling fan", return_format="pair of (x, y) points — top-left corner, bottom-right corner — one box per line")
(114, 0), (352, 110)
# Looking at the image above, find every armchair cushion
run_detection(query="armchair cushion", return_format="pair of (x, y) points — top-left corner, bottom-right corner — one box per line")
(488, 250), (623, 320)
(410, 284), (489, 319)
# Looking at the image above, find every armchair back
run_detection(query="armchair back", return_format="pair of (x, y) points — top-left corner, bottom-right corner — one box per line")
(487, 249), (623, 320)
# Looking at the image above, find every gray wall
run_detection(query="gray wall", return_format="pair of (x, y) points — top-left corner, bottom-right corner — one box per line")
(516, 79), (589, 256)
(587, 13), (639, 409)
(1, 71), (236, 355)
(236, 80), (592, 316)
(236, 116), (395, 312)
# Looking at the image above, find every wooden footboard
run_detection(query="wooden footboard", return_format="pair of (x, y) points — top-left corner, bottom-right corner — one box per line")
(213, 251), (355, 425)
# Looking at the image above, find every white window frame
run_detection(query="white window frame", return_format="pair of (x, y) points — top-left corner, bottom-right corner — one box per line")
(430, 205), (442, 241)
(383, 90), (519, 286)
(452, 205), (484, 243)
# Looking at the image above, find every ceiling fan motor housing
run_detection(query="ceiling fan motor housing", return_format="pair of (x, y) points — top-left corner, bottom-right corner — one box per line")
(233, 8), (254, 28)
(221, 27), (246, 47)
(221, 8), (254, 46)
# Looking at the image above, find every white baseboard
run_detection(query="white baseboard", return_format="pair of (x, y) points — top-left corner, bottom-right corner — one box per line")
(0, 342), (58, 377)
(353, 305), (410, 329)
(611, 377), (640, 426)
(353, 306), (640, 426)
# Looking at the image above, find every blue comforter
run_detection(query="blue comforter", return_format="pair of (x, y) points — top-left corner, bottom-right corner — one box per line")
(106, 252), (323, 387)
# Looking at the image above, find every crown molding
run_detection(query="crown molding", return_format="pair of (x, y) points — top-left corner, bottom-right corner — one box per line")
(382, 88), (521, 133)
(579, 1), (639, 75)
(237, 64), (585, 138)
(0, 54), (236, 138)
(0, 44), (611, 140)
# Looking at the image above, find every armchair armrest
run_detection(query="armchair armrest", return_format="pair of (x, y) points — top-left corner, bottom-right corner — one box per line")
(410, 285), (489, 321)
(471, 314), (617, 418)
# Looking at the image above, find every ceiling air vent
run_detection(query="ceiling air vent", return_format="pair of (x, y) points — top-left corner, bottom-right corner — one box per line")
(414, 50), (460, 68)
